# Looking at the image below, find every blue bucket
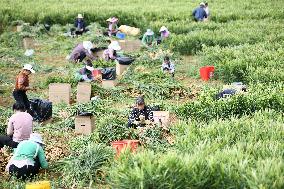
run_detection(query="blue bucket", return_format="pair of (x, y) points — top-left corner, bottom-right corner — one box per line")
(116, 32), (126, 39)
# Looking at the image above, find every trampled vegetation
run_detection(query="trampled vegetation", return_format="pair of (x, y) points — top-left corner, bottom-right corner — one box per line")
(0, 0), (283, 188)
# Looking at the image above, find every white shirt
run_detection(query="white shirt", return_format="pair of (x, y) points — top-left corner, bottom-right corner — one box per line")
(162, 62), (175, 73)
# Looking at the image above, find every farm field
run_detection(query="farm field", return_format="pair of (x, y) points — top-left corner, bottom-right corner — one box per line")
(0, 0), (283, 188)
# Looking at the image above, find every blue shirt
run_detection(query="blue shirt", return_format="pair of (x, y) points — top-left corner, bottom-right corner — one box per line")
(74, 19), (86, 30)
(192, 7), (207, 21)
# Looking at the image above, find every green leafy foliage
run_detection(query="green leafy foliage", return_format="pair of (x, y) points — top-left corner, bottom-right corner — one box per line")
(54, 143), (114, 188)
(176, 84), (284, 122)
(0, 107), (12, 135)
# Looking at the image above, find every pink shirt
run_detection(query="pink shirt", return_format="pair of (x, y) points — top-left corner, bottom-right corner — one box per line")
(7, 112), (33, 142)
(161, 30), (170, 38)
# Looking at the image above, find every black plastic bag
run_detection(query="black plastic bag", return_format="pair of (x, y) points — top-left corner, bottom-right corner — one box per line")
(101, 67), (116, 80)
(30, 99), (52, 122)
(116, 56), (135, 65)
(216, 89), (237, 100)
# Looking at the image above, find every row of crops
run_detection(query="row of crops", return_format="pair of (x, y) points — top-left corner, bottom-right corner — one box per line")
(0, 0), (284, 188)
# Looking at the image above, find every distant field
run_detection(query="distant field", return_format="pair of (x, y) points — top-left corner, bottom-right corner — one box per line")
(0, 0), (283, 29)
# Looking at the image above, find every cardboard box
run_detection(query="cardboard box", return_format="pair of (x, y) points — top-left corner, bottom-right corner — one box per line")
(49, 83), (71, 105)
(152, 111), (170, 127)
(116, 61), (129, 75)
(75, 116), (95, 135)
(118, 40), (141, 53)
(23, 37), (34, 49)
(77, 82), (91, 103)
(16, 25), (23, 32)
(102, 80), (118, 89)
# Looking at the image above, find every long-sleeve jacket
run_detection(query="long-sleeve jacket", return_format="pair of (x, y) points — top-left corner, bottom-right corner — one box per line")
(74, 19), (86, 30)
(128, 106), (154, 124)
(142, 34), (155, 46)
(192, 7), (207, 21)
(7, 112), (33, 142)
(69, 43), (96, 62)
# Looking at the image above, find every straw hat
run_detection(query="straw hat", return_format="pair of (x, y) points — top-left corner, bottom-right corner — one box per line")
(159, 26), (168, 32)
(23, 64), (35, 73)
(145, 29), (154, 36)
(77, 14), (84, 19)
(109, 41), (121, 51)
(30, 133), (45, 145)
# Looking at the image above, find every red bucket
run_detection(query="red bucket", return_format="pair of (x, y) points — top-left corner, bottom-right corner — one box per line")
(200, 66), (215, 81)
(122, 140), (140, 152)
(92, 69), (102, 77)
(111, 141), (126, 156)
(111, 140), (140, 157)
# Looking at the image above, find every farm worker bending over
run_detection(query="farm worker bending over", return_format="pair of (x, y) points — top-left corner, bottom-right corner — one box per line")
(192, 2), (208, 21)
(142, 29), (155, 47)
(69, 41), (97, 63)
(0, 103), (33, 150)
(72, 14), (88, 35)
(160, 26), (170, 40)
(128, 97), (154, 128)
(107, 17), (119, 37)
(162, 56), (175, 77)
(13, 64), (35, 113)
(75, 60), (95, 82)
(6, 133), (48, 180)
(216, 82), (247, 99)
(103, 41), (121, 61)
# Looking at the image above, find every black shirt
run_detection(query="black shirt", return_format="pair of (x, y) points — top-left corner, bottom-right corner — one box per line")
(128, 106), (154, 126)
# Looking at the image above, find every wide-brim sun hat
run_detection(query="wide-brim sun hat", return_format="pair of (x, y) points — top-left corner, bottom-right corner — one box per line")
(83, 41), (93, 51)
(145, 29), (154, 36)
(200, 2), (205, 6)
(77, 14), (84, 19)
(30, 133), (45, 145)
(23, 64), (35, 73)
(109, 41), (121, 51)
(159, 26), (168, 32)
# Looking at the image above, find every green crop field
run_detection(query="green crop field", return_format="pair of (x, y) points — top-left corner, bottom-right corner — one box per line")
(0, 0), (283, 188)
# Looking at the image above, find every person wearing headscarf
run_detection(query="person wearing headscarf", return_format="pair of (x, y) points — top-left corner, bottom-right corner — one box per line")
(161, 56), (175, 77)
(69, 41), (97, 63)
(192, 2), (208, 21)
(142, 29), (155, 47)
(103, 41), (121, 61)
(159, 26), (170, 40)
(6, 133), (48, 180)
(127, 97), (154, 128)
(107, 17), (119, 37)
(72, 14), (88, 35)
